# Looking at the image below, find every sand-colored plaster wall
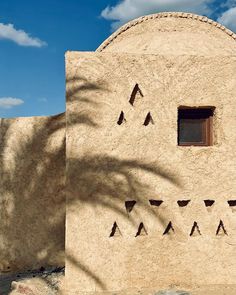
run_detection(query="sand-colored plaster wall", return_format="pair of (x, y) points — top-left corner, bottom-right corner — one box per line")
(0, 113), (66, 273)
(66, 52), (236, 294)
(97, 13), (236, 56)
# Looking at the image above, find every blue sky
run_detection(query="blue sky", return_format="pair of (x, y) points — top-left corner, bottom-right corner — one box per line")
(0, 0), (235, 118)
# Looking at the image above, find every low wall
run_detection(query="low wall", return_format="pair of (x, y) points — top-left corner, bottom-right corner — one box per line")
(0, 113), (66, 273)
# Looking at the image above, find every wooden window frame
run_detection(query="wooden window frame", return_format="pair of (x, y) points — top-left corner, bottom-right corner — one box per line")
(178, 107), (214, 147)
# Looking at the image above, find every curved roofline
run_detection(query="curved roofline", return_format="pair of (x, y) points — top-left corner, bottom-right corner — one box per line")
(97, 12), (236, 52)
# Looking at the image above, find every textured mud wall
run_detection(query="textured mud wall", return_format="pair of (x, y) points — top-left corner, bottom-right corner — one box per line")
(66, 52), (236, 294)
(97, 13), (236, 56)
(0, 113), (66, 273)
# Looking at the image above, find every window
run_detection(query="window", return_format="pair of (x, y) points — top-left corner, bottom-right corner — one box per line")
(178, 107), (214, 146)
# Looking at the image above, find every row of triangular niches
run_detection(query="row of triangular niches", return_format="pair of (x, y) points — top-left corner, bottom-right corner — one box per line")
(125, 200), (236, 213)
(117, 111), (154, 126)
(110, 221), (228, 238)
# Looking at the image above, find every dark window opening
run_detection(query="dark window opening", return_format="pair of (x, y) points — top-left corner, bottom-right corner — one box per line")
(178, 107), (214, 146)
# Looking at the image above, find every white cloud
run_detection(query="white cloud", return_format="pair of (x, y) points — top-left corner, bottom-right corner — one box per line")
(222, 0), (236, 9)
(101, 0), (213, 30)
(218, 7), (236, 32)
(0, 23), (47, 47)
(0, 97), (24, 109)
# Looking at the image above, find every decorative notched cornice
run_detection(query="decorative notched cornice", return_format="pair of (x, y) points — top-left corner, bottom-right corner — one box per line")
(97, 12), (236, 52)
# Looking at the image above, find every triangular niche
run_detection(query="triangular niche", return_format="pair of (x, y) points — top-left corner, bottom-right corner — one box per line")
(216, 220), (227, 236)
(143, 112), (154, 126)
(190, 221), (201, 237)
(135, 222), (148, 237)
(177, 200), (191, 207)
(228, 200), (236, 207)
(125, 200), (136, 213)
(109, 222), (122, 237)
(204, 200), (215, 207)
(163, 221), (175, 235)
(129, 83), (143, 106)
(149, 199), (163, 207)
(227, 200), (236, 212)
(117, 111), (126, 125)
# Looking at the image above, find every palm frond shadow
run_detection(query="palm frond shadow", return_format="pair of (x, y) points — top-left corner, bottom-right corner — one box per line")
(66, 154), (181, 291)
(0, 114), (66, 292)
(65, 75), (182, 290)
(67, 155), (181, 223)
(66, 254), (106, 290)
(0, 74), (181, 292)
(66, 76), (109, 128)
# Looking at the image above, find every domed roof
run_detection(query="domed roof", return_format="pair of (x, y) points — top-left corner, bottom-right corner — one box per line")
(97, 12), (236, 55)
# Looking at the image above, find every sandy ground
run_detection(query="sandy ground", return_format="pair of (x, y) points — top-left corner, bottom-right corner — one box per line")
(83, 285), (236, 295)
(1, 269), (236, 295)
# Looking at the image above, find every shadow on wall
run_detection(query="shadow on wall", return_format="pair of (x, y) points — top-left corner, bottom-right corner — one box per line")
(66, 75), (182, 291)
(67, 155), (181, 221)
(0, 74), (181, 292)
(66, 76), (105, 127)
(0, 75), (105, 293)
(0, 114), (66, 292)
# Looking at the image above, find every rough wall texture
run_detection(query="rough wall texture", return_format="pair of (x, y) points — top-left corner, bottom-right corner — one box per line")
(66, 52), (236, 294)
(0, 113), (66, 273)
(97, 12), (236, 55)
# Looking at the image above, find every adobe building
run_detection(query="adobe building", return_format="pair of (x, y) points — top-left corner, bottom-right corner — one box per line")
(66, 12), (236, 294)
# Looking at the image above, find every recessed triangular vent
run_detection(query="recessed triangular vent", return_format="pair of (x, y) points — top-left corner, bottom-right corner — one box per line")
(177, 200), (191, 207)
(190, 221), (201, 236)
(149, 200), (163, 207)
(135, 222), (148, 237)
(129, 83), (143, 106)
(109, 222), (122, 237)
(204, 200), (215, 207)
(125, 200), (136, 213)
(163, 221), (174, 235)
(228, 200), (236, 207)
(117, 111), (126, 125)
(216, 220), (227, 236)
(143, 112), (154, 126)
